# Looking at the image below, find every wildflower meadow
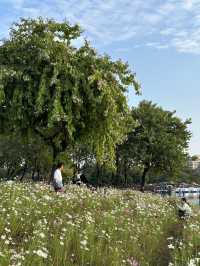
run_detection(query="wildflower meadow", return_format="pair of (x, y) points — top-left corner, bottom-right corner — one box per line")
(0, 182), (199, 266)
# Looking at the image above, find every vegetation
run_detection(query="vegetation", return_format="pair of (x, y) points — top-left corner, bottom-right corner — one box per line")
(0, 101), (192, 186)
(0, 15), (198, 266)
(0, 18), (192, 186)
(109, 101), (191, 188)
(175, 167), (200, 184)
(0, 182), (199, 266)
(0, 18), (140, 168)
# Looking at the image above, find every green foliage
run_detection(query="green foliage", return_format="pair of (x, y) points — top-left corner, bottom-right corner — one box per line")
(0, 134), (52, 180)
(191, 155), (199, 161)
(0, 183), (199, 266)
(0, 135), (24, 179)
(118, 101), (191, 187)
(175, 167), (200, 184)
(0, 18), (140, 165)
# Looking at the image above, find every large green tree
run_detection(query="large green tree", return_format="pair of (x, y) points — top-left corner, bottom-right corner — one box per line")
(119, 101), (191, 190)
(0, 18), (140, 168)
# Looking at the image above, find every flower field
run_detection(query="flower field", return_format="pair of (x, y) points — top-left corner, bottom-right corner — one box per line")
(0, 182), (199, 266)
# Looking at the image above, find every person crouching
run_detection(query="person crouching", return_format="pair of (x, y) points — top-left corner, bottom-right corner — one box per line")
(177, 197), (192, 219)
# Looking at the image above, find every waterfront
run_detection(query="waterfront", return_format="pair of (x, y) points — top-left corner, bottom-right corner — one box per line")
(189, 198), (200, 206)
(157, 185), (200, 206)
(171, 194), (200, 206)
(176, 195), (200, 206)
(173, 188), (200, 206)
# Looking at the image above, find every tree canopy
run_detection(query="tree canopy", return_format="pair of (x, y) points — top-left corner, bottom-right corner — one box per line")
(0, 18), (140, 165)
(118, 101), (191, 189)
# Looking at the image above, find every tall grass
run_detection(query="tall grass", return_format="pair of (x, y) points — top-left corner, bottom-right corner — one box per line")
(0, 182), (199, 266)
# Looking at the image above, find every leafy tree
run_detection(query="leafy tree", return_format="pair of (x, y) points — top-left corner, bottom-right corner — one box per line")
(119, 101), (191, 190)
(0, 18), (140, 172)
(175, 164), (200, 184)
(0, 135), (24, 179)
(0, 134), (52, 180)
(191, 155), (199, 161)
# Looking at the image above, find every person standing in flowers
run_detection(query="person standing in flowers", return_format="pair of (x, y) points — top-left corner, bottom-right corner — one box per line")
(177, 197), (192, 219)
(53, 162), (64, 192)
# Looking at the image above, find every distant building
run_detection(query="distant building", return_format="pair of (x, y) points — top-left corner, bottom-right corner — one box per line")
(188, 155), (200, 171)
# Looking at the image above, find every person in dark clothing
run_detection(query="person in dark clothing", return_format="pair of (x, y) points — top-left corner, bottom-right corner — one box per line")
(80, 174), (88, 185)
(72, 171), (89, 186)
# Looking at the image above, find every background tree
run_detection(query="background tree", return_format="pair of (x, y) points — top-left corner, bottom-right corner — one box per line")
(119, 101), (191, 190)
(0, 18), (140, 176)
(0, 134), (52, 180)
(0, 134), (74, 181)
(191, 155), (199, 161)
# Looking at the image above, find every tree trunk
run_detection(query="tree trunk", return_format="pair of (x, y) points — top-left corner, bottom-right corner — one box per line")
(32, 168), (36, 181)
(111, 172), (115, 186)
(32, 158), (37, 181)
(96, 163), (100, 186)
(6, 166), (12, 180)
(101, 164), (105, 185)
(37, 168), (40, 181)
(140, 165), (150, 192)
(115, 149), (120, 185)
(124, 159), (127, 187)
(20, 164), (27, 181)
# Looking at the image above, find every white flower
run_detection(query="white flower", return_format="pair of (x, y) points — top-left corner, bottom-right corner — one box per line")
(188, 259), (197, 266)
(39, 233), (45, 239)
(1, 235), (6, 240)
(43, 195), (52, 201)
(5, 240), (10, 245)
(60, 241), (64, 246)
(66, 213), (73, 219)
(168, 244), (175, 249)
(80, 240), (87, 246)
(35, 250), (48, 259)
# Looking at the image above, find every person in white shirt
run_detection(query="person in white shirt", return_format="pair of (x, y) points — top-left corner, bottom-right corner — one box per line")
(178, 197), (192, 219)
(53, 162), (64, 192)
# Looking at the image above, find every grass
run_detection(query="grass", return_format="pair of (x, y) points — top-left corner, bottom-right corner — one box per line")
(0, 182), (199, 266)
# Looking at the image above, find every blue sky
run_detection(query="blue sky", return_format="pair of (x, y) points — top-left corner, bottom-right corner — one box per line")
(0, 0), (200, 154)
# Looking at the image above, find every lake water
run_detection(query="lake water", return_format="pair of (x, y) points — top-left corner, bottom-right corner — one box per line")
(172, 194), (200, 206)
(161, 190), (200, 207)
(186, 198), (200, 206)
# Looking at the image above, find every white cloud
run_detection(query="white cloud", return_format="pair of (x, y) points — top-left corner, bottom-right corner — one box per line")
(172, 28), (200, 54)
(2, 0), (200, 54)
(183, 0), (194, 10)
(146, 42), (169, 49)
